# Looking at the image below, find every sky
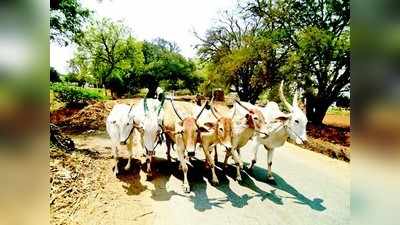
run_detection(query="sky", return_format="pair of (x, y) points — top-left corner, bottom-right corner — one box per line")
(50, 0), (237, 74)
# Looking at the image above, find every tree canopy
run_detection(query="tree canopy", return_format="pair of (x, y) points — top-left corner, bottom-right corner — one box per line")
(197, 0), (350, 123)
(69, 19), (201, 98)
(57, 0), (350, 124)
(50, 0), (91, 45)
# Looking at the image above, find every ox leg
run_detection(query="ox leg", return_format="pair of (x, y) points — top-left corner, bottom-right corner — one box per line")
(214, 145), (218, 164)
(203, 144), (219, 185)
(146, 154), (153, 180)
(230, 149), (243, 182)
(223, 150), (231, 168)
(132, 129), (141, 158)
(166, 137), (172, 162)
(112, 141), (119, 175)
(249, 141), (261, 170)
(266, 147), (275, 181)
(124, 137), (133, 170)
(177, 145), (190, 193)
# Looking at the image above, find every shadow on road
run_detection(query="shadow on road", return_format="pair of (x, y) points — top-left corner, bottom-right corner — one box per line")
(115, 158), (148, 196)
(189, 158), (250, 210)
(246, 164), (326, 211)
(149, 157), (186, 201)
(218, 162), (283, 205)
(114, 156), (325, 212)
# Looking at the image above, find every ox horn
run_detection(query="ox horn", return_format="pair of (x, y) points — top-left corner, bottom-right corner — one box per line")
(279, 81), (292, 111)
(209, 96), (221, 120)
(234, 99), (251, 112)
(293, 90), (298, 107)
(128, 103), (135, 115)
(229, 102), (236, 119)
(169, 97), (184, 121)
(196, 99), (209, 121)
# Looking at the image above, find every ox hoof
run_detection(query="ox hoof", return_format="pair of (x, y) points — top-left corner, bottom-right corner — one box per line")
(183, 184), (190, 193)
(266, 176), (276, 185)
(124, 165), (130, 171)
(247, 160), (256, 170)
(113, 169), (119, 176)
(236, 176), (242, 182)
(211, 179), (219, 186)
(146, 174), (153, 181)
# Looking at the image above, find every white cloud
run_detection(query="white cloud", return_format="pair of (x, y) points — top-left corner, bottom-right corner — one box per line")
(50, 0), (236, 74)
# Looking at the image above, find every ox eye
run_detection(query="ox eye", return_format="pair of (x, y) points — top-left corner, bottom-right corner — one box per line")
(295, 120), (299, 124)
(219, 127), (224, 132)
(126, 122), (130, 125)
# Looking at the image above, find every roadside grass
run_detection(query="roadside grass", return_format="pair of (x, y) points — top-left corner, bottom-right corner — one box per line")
(50, 90), (65, 112)
(323, 106), (350, 128)
(327, 106), (350, 116)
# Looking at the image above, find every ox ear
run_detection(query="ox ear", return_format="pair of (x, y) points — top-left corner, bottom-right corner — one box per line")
(275, 114), (291, 122)
(245, 113), (255, 129)
(177, 120), (183, 127)
(204, 122), (216, 129)
(197, 126), (210, 133)
(293, 91), (298, 107)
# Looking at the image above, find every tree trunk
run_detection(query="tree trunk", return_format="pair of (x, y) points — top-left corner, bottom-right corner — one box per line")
(306, 95), (332, 124)
(147, 86), (157, 98)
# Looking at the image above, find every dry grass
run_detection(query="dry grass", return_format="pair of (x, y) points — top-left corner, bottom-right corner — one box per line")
(323, 113), (350, 128)
(49, 147), (109, 225)
(50, 91), (65, 112)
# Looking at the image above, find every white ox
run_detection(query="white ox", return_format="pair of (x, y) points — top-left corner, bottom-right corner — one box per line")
(248, 81), (308, 181)
(106, 98), (165, 177)
(106, 104), (138, 175)
(135, 98), (165, 179)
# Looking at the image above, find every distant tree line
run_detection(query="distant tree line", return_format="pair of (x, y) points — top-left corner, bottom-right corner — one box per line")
(50, 0), (350, 124)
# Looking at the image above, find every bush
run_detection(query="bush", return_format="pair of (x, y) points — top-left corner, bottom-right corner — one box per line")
(50, 67), (61, 83)
(174, 89), (192, 96)
(50, 83), (108, 107)
(335, 95), (350, 108)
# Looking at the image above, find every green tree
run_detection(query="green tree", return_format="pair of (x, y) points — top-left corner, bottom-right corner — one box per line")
(71, 18), (144, 98)
(196, 11), (279, 103)
(50, 67), (61, 83)
(140, 39), (200, 97)
(244, 0), (350, 123)
(50, 0), (91, 45)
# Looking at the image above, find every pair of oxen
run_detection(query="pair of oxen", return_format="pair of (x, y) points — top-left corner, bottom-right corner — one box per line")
(106, 82), (307, 193)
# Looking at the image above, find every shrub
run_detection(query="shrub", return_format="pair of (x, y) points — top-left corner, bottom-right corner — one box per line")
(50, 83), (108, 107)
(174, 89), (192, 96)
(50, 67), (61, 83)
(335, 95), (350, 108)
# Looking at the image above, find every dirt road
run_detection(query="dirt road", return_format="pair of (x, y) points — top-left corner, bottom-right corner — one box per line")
(65, 131), (349, 225)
